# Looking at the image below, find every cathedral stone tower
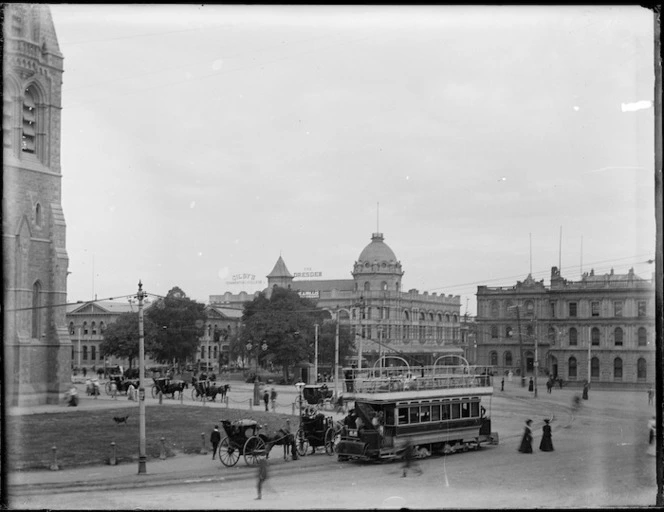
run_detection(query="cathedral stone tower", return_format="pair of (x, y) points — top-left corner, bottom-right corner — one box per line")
(3, 4), (71, 405)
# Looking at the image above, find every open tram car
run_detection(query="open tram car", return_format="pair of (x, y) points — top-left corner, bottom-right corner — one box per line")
(336, 360), (499, 462)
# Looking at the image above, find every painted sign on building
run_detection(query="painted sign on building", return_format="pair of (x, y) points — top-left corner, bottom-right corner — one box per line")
(298, 291), (320, 299)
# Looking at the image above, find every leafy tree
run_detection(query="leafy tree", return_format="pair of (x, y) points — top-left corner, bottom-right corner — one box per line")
(100, 312), (158, 369)
(145, 286), (207, 367)
(240, 288), (327, 381)
(316, 319), (355, 371)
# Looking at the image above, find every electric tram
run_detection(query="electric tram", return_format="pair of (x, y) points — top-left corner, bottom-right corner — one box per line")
(335, 355), (499, 462)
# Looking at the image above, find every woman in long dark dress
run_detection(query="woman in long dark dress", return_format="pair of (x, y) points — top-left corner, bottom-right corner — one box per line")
(518, 419), (533, 453)
(539, 419), (554, 452)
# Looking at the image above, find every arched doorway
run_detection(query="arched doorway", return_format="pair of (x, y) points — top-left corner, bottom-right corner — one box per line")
(550, 355), (558, 378)
(524, 350), (534, 374)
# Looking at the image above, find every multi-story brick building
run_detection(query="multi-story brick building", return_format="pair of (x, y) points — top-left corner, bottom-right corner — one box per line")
(475, 266), (656, 388)
(211, 232), (466, 368)
(3, 4), (71, 405)
(66, 300), (159, 372)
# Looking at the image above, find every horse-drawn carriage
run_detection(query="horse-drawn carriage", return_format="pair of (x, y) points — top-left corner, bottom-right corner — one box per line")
(302, 384), (334, 407)
(151, 377), (188, 399)
(217, 419), (295, 466)
(105, 376), (140, 396)
(295, 409), (339, 457)
(191, 380), (230, 402)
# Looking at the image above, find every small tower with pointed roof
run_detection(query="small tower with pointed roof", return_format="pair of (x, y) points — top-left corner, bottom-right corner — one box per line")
(266, 255), (294, 297)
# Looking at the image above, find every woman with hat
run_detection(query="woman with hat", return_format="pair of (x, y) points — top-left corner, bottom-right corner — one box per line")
(539, 418), (554, 452)
(518, 419), (533, 453)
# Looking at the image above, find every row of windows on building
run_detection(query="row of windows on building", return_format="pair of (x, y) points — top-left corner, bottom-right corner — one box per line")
(69, 321), (106, 336)
(487, 352), (649, 381)
(72, 344), (221, 362)
(356, 308), (459, 323)
(488, 299), (648, 319)
(488, 325), (649, 347)
(354, 324), (460, 343)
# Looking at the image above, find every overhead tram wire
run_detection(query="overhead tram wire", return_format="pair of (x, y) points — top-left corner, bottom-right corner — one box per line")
(426, 253), (655, 295)
(5, 294), (137, 313)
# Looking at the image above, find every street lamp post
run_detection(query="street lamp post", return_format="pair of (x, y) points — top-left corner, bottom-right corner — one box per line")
(137, 280), (147, 474)
(295, 381), (305, 419)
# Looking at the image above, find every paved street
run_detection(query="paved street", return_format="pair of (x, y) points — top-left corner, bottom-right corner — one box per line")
(6, 377), (658, 508)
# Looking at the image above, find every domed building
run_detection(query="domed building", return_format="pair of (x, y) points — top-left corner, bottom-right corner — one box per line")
(210, 232), (463, 369)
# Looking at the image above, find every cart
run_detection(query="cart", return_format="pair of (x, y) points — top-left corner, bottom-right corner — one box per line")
(296, 410), (338, 457)
(218, 419), (269, 467)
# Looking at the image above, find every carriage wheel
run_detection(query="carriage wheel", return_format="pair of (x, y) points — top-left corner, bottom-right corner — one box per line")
(218, 437), (240, 467)
(191, 388), (198, 401)
(324, 428), (336, 455)
(243, 436), (267, 466)
(151, 385), (158, 399)
(105, 381), (112, 395)
(295, 428), (310, 457)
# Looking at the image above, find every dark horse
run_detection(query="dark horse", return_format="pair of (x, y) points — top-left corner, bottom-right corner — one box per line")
(153, 378), (188, 399)
(261, 424), (297, 461)
(192, 380), (221, 401)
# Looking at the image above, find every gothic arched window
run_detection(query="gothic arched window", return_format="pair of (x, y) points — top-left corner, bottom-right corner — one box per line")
(31, 281), (41, 338)
(22, 87), (37, 154)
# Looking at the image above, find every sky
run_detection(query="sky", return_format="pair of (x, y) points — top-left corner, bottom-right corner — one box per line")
(47, 4), (656, 315)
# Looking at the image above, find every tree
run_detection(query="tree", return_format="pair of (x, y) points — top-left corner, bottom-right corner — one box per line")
(316, 319), (355, 371)
(240, 288), (327, 381)
(145, 286), (207, 368)
(100, 312), (157, 369)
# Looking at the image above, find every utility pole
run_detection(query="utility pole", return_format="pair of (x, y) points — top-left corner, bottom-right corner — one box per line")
(335, 312), (340, 400)
(533, 314), (539, 398)
(314, 323), (319, 382)
(515, 306), (526, 387)
(137, 280), (147, 474)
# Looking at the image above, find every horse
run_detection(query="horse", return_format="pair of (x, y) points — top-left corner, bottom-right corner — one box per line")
(261, 422), (297, 461)
(164, 380), (188, 399)
(218, 384), (230, 400)
(192, 381), (220, 401)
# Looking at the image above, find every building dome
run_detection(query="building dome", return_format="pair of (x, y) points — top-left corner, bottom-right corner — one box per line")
(358, 233), (397, 263)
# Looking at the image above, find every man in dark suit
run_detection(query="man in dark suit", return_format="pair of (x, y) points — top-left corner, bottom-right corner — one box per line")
(210, 425), (221, 461)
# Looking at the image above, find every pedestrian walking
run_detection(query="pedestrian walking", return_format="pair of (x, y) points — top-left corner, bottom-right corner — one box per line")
(648, 387), (654, 405)
(263, 389), (270, 412)
(582, 380), (589, 400)
(82, 367), (87, 378)
(501, 377), (505, 391)
(92, 378), (100, 399)
(210, 425), (221, 461)
(67, 385), (79, 407)
(401, 438), (422, 477)
(528, 377), (534, 392)
(518, 419), (533, 454)
(539, 419), (554, 452)
(127, 383), (136, 401)
(256, 458), (268, 500)
(270, 387), (277, 412)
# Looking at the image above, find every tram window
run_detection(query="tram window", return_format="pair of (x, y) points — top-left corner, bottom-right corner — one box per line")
(409, 407), (419, 424)
(441, 404), (450, 420)
(385, 408), (395, 425)
(398, 408), (408, 425)
(451, 403), (461, 419)
(420, 405), (431, 423)
(461, 402), (470, 418)
(470, 402), (480, 417)
(431, 404), (441, 421)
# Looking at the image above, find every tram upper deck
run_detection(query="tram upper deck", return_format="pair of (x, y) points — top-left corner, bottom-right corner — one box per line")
(342, 364), (495, 401)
